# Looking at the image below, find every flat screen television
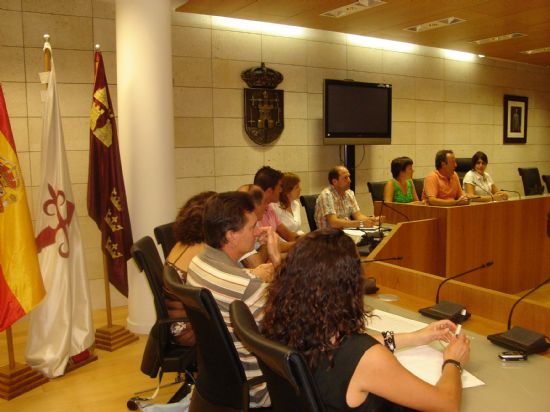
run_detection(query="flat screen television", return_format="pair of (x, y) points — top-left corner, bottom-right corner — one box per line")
(324, 79), (392, 145)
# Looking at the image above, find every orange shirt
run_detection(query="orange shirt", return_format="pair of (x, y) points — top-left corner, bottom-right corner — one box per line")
(422, 170), (463, 201)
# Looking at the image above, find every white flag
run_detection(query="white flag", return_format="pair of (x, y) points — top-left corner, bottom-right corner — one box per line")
(26, 42), (94, 378)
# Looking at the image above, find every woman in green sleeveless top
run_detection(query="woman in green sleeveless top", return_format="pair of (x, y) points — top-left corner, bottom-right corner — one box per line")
(384, 156), (419, 203)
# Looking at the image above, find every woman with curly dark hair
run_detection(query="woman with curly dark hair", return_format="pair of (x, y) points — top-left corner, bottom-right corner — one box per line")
(163, 191), (216, 346)
(262, 228), (470, 412)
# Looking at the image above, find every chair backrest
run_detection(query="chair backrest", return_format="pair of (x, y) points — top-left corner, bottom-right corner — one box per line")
(167, 280), (248, 410)
(131, 236), (167, 320)
(154, 222), (176, 260)
(518, 167), (544, 196)
(300, 194), (319, 231)
(230, 300), (326, 412)
(455, 158), (471, 180)
(413, 178), (424, 199)
(542, 175), (550, 193)
(367, 181), (385, 202)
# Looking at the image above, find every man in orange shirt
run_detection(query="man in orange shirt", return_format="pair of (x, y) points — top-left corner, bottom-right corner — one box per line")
(422, 150), (470, 206)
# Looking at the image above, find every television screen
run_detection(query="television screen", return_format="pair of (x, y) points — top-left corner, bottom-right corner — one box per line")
(324, 79), (392, 145)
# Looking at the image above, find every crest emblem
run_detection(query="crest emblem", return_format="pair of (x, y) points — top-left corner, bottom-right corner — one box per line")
(242, 63), (284, 145)
(0, 156), (19, 213)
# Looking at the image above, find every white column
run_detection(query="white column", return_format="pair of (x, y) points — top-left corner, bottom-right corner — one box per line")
(116, 0), (176, 333)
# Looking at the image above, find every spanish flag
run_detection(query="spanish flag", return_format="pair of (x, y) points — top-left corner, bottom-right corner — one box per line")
(0, 84), (45, 331)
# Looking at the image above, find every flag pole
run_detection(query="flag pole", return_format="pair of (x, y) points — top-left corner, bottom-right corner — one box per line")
(103, 254), (114, 328)
(43, 34), (51, 71)
(91, 45), (138, 351)
(6, 327), (15, 369)
(94, 44), (114, 330)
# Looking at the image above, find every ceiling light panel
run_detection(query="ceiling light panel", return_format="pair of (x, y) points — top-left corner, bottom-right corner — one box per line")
(521, 46), (550, 55)
(470, 32), (527, 45)
(321, 0), (386, 19)
(404, 17), (466, 33)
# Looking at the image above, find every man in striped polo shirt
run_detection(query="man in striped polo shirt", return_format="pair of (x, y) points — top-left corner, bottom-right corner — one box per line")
(187, 191), (273, 407)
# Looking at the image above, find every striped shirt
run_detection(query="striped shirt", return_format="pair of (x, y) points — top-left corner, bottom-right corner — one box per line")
(187, 245), (270, 407)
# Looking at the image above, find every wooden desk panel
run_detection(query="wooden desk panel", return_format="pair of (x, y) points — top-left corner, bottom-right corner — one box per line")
(374, 196), (550, 294)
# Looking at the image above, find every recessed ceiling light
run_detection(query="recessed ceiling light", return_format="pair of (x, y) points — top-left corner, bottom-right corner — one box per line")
(404, 17), (466, 33)
(470, 32), (526, 45)
(321, 0), (386, 19)
(521, 46), (550, 55)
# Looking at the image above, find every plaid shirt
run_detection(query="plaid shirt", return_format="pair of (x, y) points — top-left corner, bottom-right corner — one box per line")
(314, 186), (360, 229)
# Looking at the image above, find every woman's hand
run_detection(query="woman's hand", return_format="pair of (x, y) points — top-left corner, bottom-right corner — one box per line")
(443, 333), (470, 365)
(413, 319), (457, 346)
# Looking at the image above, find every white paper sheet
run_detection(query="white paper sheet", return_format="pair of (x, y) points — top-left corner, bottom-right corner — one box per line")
(366, 309), (485, 388)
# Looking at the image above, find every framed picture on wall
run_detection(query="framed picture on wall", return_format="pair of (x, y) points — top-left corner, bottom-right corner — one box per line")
(503, 95), (528, 144)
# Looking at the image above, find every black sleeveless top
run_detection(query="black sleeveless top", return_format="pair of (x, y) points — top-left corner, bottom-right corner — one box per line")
(314, 334), (416, 412)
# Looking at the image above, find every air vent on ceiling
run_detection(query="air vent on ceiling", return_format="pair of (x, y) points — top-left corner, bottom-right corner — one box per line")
(321, 0), (386, 18)
(404, 16), (466, 32)
(521, 46), (550, 55)
(470, 32), (527, 45)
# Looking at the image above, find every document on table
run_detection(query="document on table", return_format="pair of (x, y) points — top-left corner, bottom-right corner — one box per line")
(367, 309), (485, 388)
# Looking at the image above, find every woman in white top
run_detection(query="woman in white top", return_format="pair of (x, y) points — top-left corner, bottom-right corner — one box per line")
(271, 172), (305, 235)
(463, 151), (508, 202)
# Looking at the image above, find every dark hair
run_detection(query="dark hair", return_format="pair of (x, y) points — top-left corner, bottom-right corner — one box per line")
(390, 156), (414, 179)
(328, 165), (345, 185)
(237, 184), (264, 206)
(471, 151), (488, 170)
(254, 166), (283, 191)
(261, 228), (368, 370)
(203, 191), (256, 249)
(435, 149), (454, 169)
(173, 191), (216, 245)
(279, 172), (300, 209)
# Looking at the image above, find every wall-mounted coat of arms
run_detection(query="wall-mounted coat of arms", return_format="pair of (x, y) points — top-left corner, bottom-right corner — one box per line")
(241, 63), (284, 145)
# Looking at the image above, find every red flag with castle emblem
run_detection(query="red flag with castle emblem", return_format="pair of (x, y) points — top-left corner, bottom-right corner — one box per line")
(26, 42), (94, 377)
(0, 84), (45, 331)
(87, 51), (133, 297)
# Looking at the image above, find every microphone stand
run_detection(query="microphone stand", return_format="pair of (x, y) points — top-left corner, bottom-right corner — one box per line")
(361, 256), (403, 295)
(487, 277), (550, 354)
(472, 181), (494, 202)
(419, 261), (494, 323)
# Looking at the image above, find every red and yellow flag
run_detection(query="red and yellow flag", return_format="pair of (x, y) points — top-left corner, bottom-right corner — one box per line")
(0, 84), (45, 331)
(88, 51), (133, 296)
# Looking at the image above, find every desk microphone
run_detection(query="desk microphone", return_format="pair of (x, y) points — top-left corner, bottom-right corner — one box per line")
(419, 261), (494, 323)
(380, 200), (410, 222)
(500, 189), (521, 199)
(361, 256), (403, 263)
(360, 256), (403, 294)
(472, 181), (494, 201)
(487, 277), (550, 354)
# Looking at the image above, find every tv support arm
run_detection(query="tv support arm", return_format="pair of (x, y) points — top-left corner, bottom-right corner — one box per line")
(344, 144), (356, 192)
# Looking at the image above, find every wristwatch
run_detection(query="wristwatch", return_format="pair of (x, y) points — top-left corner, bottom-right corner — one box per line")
(442, 359), (463, 374)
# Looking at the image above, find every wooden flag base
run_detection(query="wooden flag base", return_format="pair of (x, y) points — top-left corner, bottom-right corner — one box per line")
(0, 363), (48, 400)
(95, 324), (138, 351)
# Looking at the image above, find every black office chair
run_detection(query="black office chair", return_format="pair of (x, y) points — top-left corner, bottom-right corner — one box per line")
(154, 222), (176, 260)
(367, 181), (386, 202)
(230, 300), (326, 412)
(130, 236), (195, 407)
(518, 167), (544, 196)
(455, 158), (471, 185)
(541, 175), (550, 194)
(300, 194), (319, 231)
(413, 178), (424, 199)
(166, 278), (271, 412)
